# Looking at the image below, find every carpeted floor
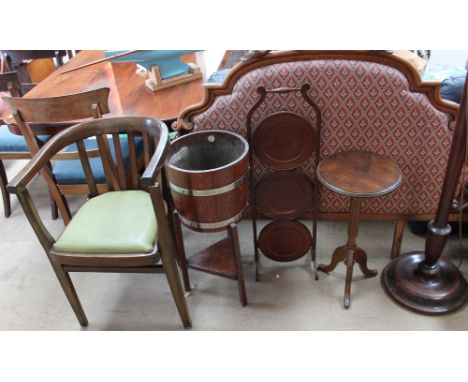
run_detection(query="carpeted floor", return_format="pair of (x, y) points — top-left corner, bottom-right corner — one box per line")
(1, 159), (468, 330)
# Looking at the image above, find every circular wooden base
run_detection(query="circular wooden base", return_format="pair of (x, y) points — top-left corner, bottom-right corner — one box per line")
(381, 252), (468, 315)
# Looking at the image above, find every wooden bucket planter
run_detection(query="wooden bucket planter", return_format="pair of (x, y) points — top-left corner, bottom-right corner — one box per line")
(165, 130), (249, 233)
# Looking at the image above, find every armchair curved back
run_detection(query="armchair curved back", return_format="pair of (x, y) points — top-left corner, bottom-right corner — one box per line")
(8, 116), (169, 195)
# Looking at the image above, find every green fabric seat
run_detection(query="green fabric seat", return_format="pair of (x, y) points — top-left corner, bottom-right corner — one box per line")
(54, 190), (157, 254)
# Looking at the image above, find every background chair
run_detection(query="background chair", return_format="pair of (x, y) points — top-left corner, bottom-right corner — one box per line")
(6, 116), (191, 328)
(2, 50), (70, 93)
(3, 88), (144, 224)
(0, 71), (52, 217)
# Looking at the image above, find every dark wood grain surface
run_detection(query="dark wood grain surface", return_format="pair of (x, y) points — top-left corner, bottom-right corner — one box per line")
(317, 150), (402, 197)
(258, 220), (312, 262)
(255, 171), (313, 220)
(187, 237), (238, 279)
(2, 50), (207, 132)
(253, 112), (317, 170)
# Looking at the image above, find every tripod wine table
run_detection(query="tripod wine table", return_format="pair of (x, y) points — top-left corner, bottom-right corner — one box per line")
(317, 150), (402, 309)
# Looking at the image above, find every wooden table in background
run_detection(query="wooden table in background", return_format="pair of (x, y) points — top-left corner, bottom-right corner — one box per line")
(3, 50), (207, 134)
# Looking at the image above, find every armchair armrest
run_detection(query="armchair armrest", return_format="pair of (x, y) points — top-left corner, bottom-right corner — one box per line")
(141, 127), (169, 187)
(7, 155), (47, 194)
(5, 138), (59, 250)
(15, 188), (55, 252)
(6, 134), (64, 193)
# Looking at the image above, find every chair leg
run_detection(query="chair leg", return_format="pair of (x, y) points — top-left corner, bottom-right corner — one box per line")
(160, 248), (192, 329)
(391, 220), (405, 259)
(49, 260), (88, 326)
(172, 211), (191, 292)
(0, 160), (12, 217)
(149, 183), (191, 328)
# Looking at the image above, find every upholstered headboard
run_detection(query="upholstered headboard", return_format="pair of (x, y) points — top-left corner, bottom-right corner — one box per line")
(177, 51), (460, 218)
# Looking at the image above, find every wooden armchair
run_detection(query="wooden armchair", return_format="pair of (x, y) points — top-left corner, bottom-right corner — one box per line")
(2, 88), (143, 224)
(6, 116), (192, 328)
(0, 71), (53, 217)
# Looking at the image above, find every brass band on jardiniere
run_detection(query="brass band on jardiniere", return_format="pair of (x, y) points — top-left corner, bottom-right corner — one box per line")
(165, 130), (250, 233)
(169, 171), (248, 197)
(178, 211), (244, 230)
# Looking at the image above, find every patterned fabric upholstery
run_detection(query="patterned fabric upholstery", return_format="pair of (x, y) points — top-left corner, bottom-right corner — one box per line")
(189, 59), (454, 216)
(53, 136), (143, 185)
(0, 125), (50, 152)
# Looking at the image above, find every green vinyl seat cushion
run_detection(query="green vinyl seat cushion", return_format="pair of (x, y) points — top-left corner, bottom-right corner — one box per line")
(54, 190), (157, 254)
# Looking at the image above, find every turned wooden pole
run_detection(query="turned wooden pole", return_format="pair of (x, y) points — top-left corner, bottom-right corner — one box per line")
(423, 71), (468, 270)
(381, 70), (468, 315)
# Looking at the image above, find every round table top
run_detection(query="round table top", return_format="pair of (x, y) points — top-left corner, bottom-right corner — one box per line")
(317, 150), (402, 198)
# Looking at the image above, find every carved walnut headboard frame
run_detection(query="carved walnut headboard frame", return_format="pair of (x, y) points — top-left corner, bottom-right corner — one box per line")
(176, 51), (461, 221)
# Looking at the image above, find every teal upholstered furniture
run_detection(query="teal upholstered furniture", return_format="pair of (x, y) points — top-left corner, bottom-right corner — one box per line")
(207, 68), (230, 83)
(0, 124), (49, 152)
(7, 116), (192, 328)
(0, 124), (51, 217)
(104, 50), (200, 79)
(52, 136), (143, 185)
